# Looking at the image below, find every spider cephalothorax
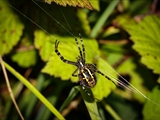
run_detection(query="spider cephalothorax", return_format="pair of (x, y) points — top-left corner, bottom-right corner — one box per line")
(55, 32), (116, 100)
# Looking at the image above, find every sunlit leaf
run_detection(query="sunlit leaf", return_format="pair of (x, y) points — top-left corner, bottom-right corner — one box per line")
(11, 35), (37, 68)
(143, 86), (160, 119)
(115, 15), (160, 74)
(92, 59), (117, 100)
(101, 26), (120, 38)
(0, 1), (24, 56)
(11, 50), (37, 68)
(89, 0), (100, 11)
(127, 15), (160, 74)
(90, 43), (120, 100)
(34, 30), (54, 61)
(44, 0), (93, 10)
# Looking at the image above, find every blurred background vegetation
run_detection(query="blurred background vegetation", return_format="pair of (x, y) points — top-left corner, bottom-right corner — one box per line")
(0, 0), (160, 120)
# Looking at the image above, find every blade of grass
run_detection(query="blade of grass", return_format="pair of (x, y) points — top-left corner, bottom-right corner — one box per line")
(59, 86), (79, 112)
(75, 86), (102, 120)
(36, 80), (66, 120)
(102, 101), (122, 120)
(90, 0), (120, 38)
(25, 74), (45, 119)
(3, 61), (65, 120)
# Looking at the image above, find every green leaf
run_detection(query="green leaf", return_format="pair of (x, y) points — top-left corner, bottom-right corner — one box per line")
(11, 35), (37, 68)
(11, 50), (37, 68)
(101, 26), (120, 38)
(117, 58), (150, 103)
(0, 1), (24, 56)
(34, 30), (54, 61)
(118, 15), (160, 74)
(143, 86), (160, 119)
(89, 0), (100, 11)
(92, 59), (117, 100)
(44, 0), (93, 10)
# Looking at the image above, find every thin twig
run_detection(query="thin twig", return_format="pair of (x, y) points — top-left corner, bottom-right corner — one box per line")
(99, 39), (128, 45)
(0, 56), (24, 120)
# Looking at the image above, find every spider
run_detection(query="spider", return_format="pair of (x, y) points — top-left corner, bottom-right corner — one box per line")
(55, 32), (116, 100)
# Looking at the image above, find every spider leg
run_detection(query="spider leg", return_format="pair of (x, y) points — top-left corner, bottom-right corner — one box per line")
(74, 37), (83, 58)
(72, 69), (78, 77)
(55, 40), (76, 65)
(97, 70), (117, 86)
(78, 31), (85, 61)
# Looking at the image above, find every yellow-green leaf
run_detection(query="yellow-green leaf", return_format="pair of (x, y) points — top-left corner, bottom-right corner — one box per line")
(92, 59), (117, 100)
(143, 86), (160, 119)
(34, 30), (54, 61)
(115, 15), (160, 74)
(128, 16), (160, 74)
(11, 35), (37, 68)
(0, 1), (24, 56)
(11, 50), (37, 68)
